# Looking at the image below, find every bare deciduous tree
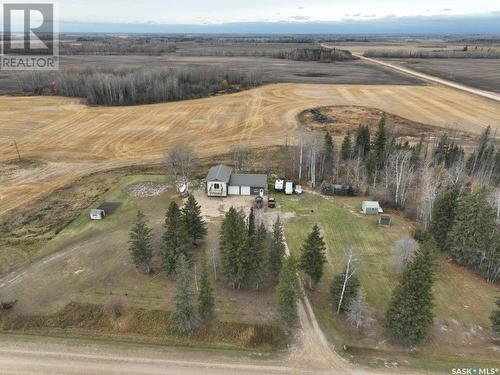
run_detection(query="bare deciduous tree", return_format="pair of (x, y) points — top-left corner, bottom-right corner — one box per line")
(386, 149), (416, 209)
(390, 237), (418, 274)
(337, 246), (357, 314)
(346, 289), (371, 331)
(165, 146), (197, 188)
(418, 159), (439, 229)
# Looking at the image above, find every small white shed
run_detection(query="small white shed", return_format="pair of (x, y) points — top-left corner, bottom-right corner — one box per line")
(362, 201), (383, 215)
(90, 209), (105, 220)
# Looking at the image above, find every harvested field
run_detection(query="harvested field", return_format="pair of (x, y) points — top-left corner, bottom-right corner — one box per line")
(1, 83), (499, 217)
(0, 55), (421, 95)
(382, 58), (500, 94)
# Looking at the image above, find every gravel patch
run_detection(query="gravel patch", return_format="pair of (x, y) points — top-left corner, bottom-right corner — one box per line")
(125, 182), (170, 198)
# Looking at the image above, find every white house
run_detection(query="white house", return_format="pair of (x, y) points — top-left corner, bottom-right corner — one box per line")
(206, 165), (267, 197)
(362, 201), (383, 215)
(206, 165), (233, 197)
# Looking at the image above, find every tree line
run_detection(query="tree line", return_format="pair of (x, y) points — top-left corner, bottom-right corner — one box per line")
(272, 47), (357, 62)
(364, 48), (500, 59)
(18, 67), (263, 106)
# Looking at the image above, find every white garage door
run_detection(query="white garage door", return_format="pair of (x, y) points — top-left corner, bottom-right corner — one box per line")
(240, 186), (251, 196)
(228, 185), (240, 195)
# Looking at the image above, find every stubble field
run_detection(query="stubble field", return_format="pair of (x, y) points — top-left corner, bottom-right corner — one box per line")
(1, 82), (500, 218)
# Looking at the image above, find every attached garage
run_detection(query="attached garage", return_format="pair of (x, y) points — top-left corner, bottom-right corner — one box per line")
(229, 174), (267, 196)
(228, 185), (240, 195)
(240, 186), (251, 195)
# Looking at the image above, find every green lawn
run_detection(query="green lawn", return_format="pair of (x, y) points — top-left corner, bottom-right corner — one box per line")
(281, 193), (499, 372)
(2, 175), (283, 351)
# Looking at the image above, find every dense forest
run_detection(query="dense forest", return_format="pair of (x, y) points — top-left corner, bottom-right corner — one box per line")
(18, 67), (263, 106)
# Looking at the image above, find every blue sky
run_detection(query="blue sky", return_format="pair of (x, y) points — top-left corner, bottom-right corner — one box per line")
(59, 0), (499, 24)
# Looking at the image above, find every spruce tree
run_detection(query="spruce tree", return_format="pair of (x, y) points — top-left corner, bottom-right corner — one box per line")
(219, 207), (248, 288)
(161, 201), (192, 276)
(269, 217), (286, 277)
(248, 206), (256, 237)
(181, 194), (207, 244)
(429, 186), (460, 252)
(248, 223), (268, 289)
(373, 114), (387, 169)
(330, 269), (360, 313)
(299, 224), (327, 289)
(341, 132), (352, 161)
(384, 239), (437, 346)
(447, 190), (497, 279)
(490, 297), (500, 335)
(128, 210), (153, 273)
(171, 254), (198, 334)
(277, 256), (302, 324)
(355, 125), (370, 160)
(324, 131), (334, 167)
(198, 250), (215, 323)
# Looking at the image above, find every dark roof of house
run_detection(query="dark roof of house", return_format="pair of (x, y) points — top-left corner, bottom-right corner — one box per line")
(229, 174), (267, 188)
(206, 165), (233, 183)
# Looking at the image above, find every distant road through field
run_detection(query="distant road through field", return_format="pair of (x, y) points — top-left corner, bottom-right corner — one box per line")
(354, 53), (500, 102)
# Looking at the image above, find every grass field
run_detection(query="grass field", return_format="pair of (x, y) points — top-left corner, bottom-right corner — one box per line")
(281, 193), (499, 372)
(0, 174), (283, 350)
(1, 82), (500, 219)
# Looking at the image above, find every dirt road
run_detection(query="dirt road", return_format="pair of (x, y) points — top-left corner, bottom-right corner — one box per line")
(353, 54), (500, 102)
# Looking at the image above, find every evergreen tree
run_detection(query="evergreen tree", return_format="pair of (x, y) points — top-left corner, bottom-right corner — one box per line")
(277, 256), (302, 324)
(373, 114), (387, 169)
(182, 194), (207, 244)
(330, 269), (360, 313)
(219, 207), (248, 288)
(299, 224), (327, 289)
(128, 211), (153, 273)
(161, 201), (192, 276)
(384, 239), (437, 345)
(198, 250), (215, 323)
(269, 217), (286, 277)
(354, 125), (370, 160)
(365, 150), (377, 183)
(248, 223), (268, 289)
(490, 297), (500, 335)
(341, 132), (352, 161)
(171, 254), (198, 334)
(447, 189), (498, 281)
(432, 134), (450, 166)
(248, 206), (256, 237)
(429, 186), (460, 252)
(324, 131), (334, 165)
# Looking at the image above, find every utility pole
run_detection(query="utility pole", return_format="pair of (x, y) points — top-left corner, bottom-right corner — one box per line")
(13, 139), (21, 161)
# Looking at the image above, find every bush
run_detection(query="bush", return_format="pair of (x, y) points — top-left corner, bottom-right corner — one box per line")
(104, 297), (127, 319)
(320, 181), (335, 196)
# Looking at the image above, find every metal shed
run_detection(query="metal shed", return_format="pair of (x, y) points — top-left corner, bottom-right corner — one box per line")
(362, 201), (383, 215)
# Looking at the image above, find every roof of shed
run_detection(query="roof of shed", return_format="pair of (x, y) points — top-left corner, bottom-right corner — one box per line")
(207, 165), (233, 183)
(362, 201), (381, 208)
(229, 174), (267, 187)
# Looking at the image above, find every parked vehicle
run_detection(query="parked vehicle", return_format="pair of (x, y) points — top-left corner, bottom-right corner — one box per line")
(285, 181), (294, 195)
(295, 185), (303, 194)
(254, 196), (264, 209)
(268, 197), (276, 208)
(275, 179), (284, 191)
